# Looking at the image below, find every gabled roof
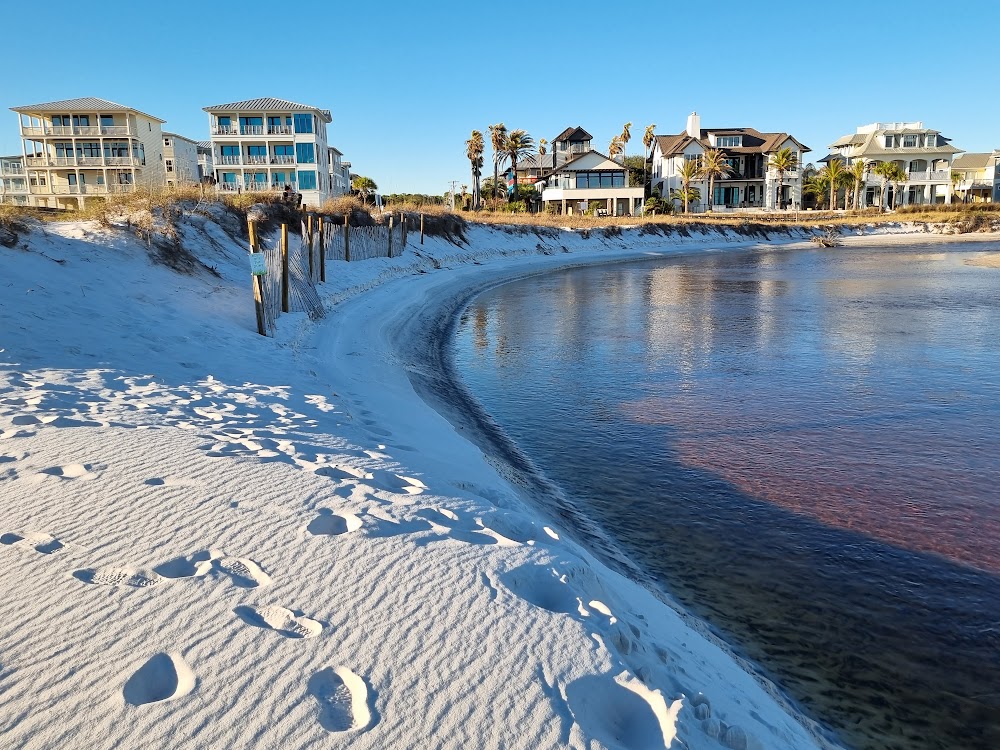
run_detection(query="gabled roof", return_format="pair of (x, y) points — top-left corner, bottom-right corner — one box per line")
(162, 132), (198, 143)
(952, 153), (993, 169)
(548, 150), (626, 173)
(10, 97), (165, 123)
(653, 128), (808, 156)
(202, 97), (332, 122)
(553, 126), (593, 143)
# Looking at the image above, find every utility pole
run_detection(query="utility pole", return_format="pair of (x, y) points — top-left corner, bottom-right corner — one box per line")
(448, 180), (460, 211)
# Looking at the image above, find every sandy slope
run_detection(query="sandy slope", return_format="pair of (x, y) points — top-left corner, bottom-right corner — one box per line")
(6, 213), (983, 749)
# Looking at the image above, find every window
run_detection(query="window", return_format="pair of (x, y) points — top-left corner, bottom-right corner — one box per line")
(80, 142), (101, 158)
(573, 171), (625, 189)
(165, 159), (173, 173)
(100, 115), (114, 127)
(926, 134), (936, 147)
(217, 116), (232, 132)
(298, 170), (317, 190)
(724, 157), (740, 172)
(716, 135), (742, 147)
(294, 113), (313, 134)
(139, 143), (146, 165)
(272, 172), (286, 186)
(274, 145), (294, 156)
(164, 137), (171, 146)
(885, 135), (894, 148)
(903, 135), (917, 148)
(222, 173), (237, 184)
(296, 143), (315, 163)
(72, 115), (90, 127)
(246, 146), (267, 157)
(53, 115), (70, 127)
(220, 145), (239, 156)
(105, 142), (129, 157)
(67, 174), (77, 186)
(239, 116), (263, 134)
(684, 153), (702, 166)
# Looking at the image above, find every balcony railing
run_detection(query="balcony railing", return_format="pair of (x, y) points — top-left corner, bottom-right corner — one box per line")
(212, 126), (239, 135)
(272, 154), (295, 164)
(217, 181), (283, 193)
(268, 125), (293, 135)
(24, 156), (142, 168)
(216, 155), (298, 166)
(20, 125), (134, 137)
(245, 155), (269, 165)
(906, 170), (950, 182)
(766, 169), (800, 180)
(1, 164), (24, 175)
(29, 183), (136, 196)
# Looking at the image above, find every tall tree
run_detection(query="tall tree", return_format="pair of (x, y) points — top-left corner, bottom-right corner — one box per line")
(820, 159), (849, 210)
(677, 159), (700, 215)
(643, 124), (656, 196)
(503, 129), (534, 200)
(699, 149), (733, 211)
(767, 147), (798, 210)
(848, 158), (869, 210)
(466, 130), (485, 210)
(619, 122), (632, 162)
(352, 176), (377, 204)
(608, 136), (623, 161)
(872, 161), (897, 212)
(670, 185), (701, 214)
(488, 123), (507, 207)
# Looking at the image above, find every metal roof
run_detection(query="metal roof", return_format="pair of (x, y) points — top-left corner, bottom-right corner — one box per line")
(162, 132), (199, 143)
(202, 97), (332, 122)
(952, 153), (994, 169)
(10, 97), (166, 122)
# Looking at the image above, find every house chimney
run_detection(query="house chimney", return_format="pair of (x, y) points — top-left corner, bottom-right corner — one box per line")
(686, 112), (700, 138)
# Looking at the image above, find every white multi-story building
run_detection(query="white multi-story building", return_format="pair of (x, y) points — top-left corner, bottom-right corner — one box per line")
(327, 146), (351, 196)
(10, 97), (167, 209)
(994, 151), (1000, 203)
(196, 141), (213, 183)
(951, 152), (997, 203)
(162, 132), (200, 187)
(204, 97), (332, 207)
(828, 122), (961, 207)
(650, 113), (810, 211)
(0, 155), (29, 205)
(538, 150), (644, 216)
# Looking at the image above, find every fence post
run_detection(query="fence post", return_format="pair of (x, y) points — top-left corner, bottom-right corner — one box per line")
(247, 218), (266, 337)
(281, 223), (289, 313)
(307, 213), (315, 279)
(401, 213), (407, 248)
(344, 213), (351, 262)
(420, 213), (425, 245)
(388, 214), (394, 258)
(318, 216), (326, 282)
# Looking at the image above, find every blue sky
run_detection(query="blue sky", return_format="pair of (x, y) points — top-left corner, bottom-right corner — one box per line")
(2, 0), (997, 195)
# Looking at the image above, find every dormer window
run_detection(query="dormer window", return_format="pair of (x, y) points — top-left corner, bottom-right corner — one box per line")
(716, 135), (742, 148)
(903, 135), (917, 148)
(885, 135), (895, 148)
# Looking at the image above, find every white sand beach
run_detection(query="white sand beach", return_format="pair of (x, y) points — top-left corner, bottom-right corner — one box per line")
(4, 211), (991, 749)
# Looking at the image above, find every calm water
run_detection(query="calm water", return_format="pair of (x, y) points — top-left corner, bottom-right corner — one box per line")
(451, 244), (1000, 750)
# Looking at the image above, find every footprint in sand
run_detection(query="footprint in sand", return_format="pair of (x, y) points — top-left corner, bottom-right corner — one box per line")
(123, 652), (196, 706)
(235, 605), (323, 639)
(153, 550), (221, 579)
(499, 564), (583, 615)
(307, 508), (363, 536)
(307, 667), (374, 733)
(37, 462), (104, 481)
(1, 531), (65, 555)
(215, 556), (271, 588)
(74, 566), (162, 588)
(564, 671), (681, 750)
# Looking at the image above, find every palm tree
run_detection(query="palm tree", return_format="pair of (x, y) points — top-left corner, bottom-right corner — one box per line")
(767, 147), (798, 210)
(619, 122), (632, 162)
(503, 129), (534, 201)
(820, 158), (849, 210)
(352, 176), (377, 204)
(670, 185), (701, 214)
(677, 159), (700, 215)
(891, 164), (908, 209)
(488, 123), (507, 208)
(466, 130), (484, 210)
(608, 136), (623, 161)
(699, 149), (733, 211)
(643, 124), (656, 196)
(872, 161), (896, 212)
(848, 159), (868, 210)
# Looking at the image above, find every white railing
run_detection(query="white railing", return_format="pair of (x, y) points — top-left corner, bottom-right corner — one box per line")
(906, 170), (950, 182)
(766, 169), (800, 180)
(212, 126), (239, 135)
(24, 156), (141, 168)
(1, 164), (25, 175)
(1, 182), (29, 193)
(216, 181), (282, 193)
(219, 155), (241, 165)
(20, 125), (133, 137)
(240, 125), (264, 136)
(245, 155), (269, 165)
(267, 125), (293, 135)
(31, 183), (136, 196)
(272, 155), (295, 164)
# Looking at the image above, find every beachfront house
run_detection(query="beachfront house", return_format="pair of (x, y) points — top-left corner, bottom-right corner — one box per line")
(10, 97), (167, 210)
(204, 97), (332, 207)
(828, 122), (961, 207)
(537, 150), (644, 216)
(162, 132), (200, 187)
(951, 152), (996, 203)
(0, 154), (28, 205)
(328, 146), (351, 196)
(196, 141), (213, 183)
(514, 126), (595, 184)
(650, 113), (810, 211)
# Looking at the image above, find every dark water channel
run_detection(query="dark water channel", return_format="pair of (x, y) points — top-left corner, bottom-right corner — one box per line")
(451, 243), (1000, 750)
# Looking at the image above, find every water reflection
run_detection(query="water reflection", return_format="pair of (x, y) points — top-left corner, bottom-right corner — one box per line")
(453, 243), (1000, 750)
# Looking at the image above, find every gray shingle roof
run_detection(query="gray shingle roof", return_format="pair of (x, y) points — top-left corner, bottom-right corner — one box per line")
(202, 97), (332, 122)
(952, 153), (993, 169)
(10, 97), (165, 122)
(162, 132), (199, 143)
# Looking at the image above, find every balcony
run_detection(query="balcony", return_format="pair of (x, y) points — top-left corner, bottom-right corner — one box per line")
(268, 125), (293, 135)
(24, 156), (142, 168)
(20, 125), (134, 137)
(245, 155), (269, 165)
(272, 154), (295, 165)
(766, 169), (800, 180)
(1, 164), (24, 175)
(216, 154), (297, 166)
(30, 183), (135, 196)
(906, 170), (949, 183)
